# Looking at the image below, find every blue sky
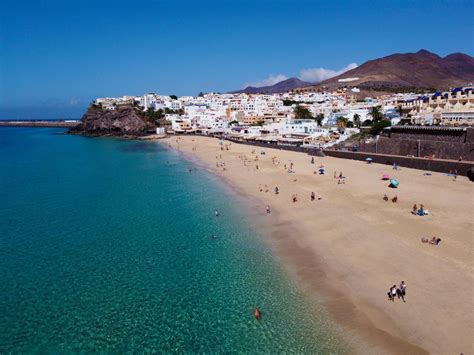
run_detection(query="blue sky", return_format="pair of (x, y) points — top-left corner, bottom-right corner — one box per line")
(1, 0), (473, 119)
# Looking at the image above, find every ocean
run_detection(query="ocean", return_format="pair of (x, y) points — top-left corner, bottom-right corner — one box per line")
(0, 127), (345, 352)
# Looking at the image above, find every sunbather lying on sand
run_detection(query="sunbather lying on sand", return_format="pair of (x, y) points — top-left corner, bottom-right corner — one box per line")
(421, 237), (442, 245)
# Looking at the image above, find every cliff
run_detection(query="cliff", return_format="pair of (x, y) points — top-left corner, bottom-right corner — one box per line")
(69, 105), (151, 136)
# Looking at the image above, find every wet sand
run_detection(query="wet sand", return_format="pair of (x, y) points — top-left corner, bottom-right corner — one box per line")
(162, 135), (473, 354)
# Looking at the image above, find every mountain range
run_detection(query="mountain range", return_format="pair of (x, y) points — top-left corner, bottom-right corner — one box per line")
(230, 78), (311, 94)
(231, 50), (474, 94)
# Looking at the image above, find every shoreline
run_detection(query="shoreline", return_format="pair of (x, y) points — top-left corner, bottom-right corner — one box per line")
(160, 135), (473, 354)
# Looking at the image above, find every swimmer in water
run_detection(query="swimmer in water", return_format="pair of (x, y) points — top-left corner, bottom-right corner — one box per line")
(254, 307), (261, 321)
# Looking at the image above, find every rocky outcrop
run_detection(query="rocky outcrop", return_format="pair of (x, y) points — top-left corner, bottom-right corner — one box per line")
(69, 105), (151, 136)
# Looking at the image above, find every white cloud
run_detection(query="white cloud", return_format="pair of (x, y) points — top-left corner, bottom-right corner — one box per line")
(298, 63), (358, 83)
(241, 63), (358, 88)
(244, 74), (288, 88)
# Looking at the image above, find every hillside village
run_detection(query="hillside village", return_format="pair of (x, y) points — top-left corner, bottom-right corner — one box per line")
(93, 86), (474, 148)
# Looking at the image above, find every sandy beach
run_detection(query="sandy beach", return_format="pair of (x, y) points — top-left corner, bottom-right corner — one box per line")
(162, 135), (473, 354)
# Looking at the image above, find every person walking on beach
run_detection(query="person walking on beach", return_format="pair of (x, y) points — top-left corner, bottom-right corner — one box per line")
(311, 192), (315, 201)
(266, 205), (271, 214)
(399, 281), (407, 301)
(388, 285), (397, 302)
(274, 186), (279, 195)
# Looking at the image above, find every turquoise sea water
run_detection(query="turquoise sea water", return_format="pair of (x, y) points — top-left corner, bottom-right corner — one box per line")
(0, 127), (345, 353)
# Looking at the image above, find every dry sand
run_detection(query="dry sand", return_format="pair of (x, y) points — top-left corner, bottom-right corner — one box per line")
(162, 135), (473, 354)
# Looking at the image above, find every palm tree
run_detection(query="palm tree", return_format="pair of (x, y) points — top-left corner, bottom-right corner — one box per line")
(336, 116), (348, 129)
(315, 113), (324, 126)
(369, 106), (383, 122)
(353, 113), (361, 128)
(293, 105), (312, 119)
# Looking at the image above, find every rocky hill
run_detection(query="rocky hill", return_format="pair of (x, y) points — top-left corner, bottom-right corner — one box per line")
(69, 105), (151, 136)
(230, 78), (311, 94)
(309, 50), (474, 91)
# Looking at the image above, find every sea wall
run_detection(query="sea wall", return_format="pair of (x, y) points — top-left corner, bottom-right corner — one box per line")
(323, 150), (473, 176)
(358, 127), (474, 161)
(359, 138), (474, 161)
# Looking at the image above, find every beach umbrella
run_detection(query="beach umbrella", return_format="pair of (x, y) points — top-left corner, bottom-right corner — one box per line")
(382, 173), (390, 180)
(366, 157), (373, 164)
(389, 179), (399, 188)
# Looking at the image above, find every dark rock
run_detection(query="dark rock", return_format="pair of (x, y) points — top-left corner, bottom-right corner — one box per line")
(69, 105), (151, 136)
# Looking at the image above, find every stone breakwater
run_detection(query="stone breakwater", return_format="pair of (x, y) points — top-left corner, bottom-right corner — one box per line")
(0, 121), (79, 128)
